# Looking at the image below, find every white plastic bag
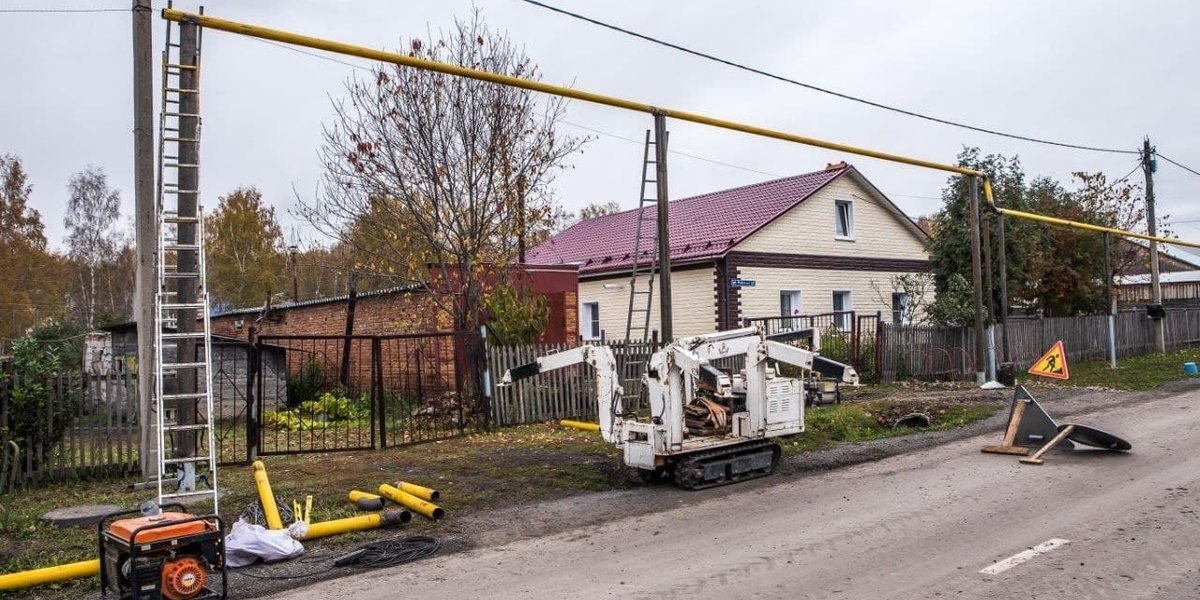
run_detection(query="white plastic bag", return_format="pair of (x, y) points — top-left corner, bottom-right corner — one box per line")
(225, 518), (305, 567)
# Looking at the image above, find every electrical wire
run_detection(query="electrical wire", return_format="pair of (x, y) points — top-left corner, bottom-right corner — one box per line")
(1157, 152), (1200, 179)
(248, 35), (780, 178)
(517, 0), (1139, 156)
(230, 536), (441, 580)
(0, 7), (128, 13)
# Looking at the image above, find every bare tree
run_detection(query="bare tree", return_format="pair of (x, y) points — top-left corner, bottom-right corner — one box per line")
(870, 272), (933, 325)
(65, 166), (122, 328)
(298, 9), (586, 338)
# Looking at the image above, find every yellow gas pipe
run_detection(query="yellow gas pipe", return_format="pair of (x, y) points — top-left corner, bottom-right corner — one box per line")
(299, 510), (411, 541)
(393, 480), (440, 502)
(0, 559), (100, 591)
(379, 484), (445, 520)
(560, 419), (600, 433)
(252, 460), (284, 530)
(348, 490), (385, 511)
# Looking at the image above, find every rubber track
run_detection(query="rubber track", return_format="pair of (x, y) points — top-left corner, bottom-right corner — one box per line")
(672, 439), (781, 490)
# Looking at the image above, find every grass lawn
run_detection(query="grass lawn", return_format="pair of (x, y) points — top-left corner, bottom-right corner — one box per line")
(0, 395), (999, 597)
(1018, 348), (1200, 391)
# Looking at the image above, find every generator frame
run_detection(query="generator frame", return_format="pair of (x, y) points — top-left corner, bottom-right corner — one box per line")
(98, 504), (227, 600)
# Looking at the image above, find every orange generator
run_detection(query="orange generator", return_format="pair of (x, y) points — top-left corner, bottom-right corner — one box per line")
(99, 505), (226, 600)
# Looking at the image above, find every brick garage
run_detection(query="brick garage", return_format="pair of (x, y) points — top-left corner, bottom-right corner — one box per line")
(209, 264), (579, 398)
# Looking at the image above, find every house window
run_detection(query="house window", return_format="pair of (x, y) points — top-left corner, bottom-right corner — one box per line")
(835, 199), (854, 239)
(892, 292), (910, 325)
(780, 290), (802, 328)
(832, 291), (852, 329)
(581, 302), (601, 340)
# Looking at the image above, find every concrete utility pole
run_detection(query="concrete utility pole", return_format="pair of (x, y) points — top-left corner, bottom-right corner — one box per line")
(1143, 137), (1165, 353)
(968, 176), (987, 384)
(132, 0), (157, 478)
(653, 112), (673, 342)
(980, 208), (997, 381)
(997, 213), (1011, 363)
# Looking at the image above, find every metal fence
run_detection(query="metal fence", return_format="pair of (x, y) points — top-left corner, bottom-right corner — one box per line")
(241, 332), (475, 461)
(1, 371), (139, 492)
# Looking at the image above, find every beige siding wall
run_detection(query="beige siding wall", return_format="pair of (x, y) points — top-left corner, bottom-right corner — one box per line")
(735, 175), (927, 259)
(737, 267), (935, 324)
(578, 267), (716, 340)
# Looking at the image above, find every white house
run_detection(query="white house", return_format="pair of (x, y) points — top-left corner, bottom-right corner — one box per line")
(528, 162), (933, 340)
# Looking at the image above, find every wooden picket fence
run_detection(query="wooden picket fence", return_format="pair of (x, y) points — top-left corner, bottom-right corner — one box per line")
(487, 339), (659, 426)
(1, 371), (140, 493)
(879, 308), (1200, 382)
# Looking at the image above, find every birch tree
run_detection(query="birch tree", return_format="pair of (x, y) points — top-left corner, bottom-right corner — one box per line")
(64, 166), (121, 328)
(206, 187), (285, 308)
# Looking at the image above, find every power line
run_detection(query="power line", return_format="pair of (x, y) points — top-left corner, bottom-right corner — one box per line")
(517, 0), (1140, 156)
(0, 7), (128, 13)
(248, 35), (781, 178)
(1157, 152), (1200, 179)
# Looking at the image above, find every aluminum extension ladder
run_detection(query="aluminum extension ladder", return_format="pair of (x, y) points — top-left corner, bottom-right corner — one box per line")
(152, 11), (218, 511)
(624, 129), (665, 342)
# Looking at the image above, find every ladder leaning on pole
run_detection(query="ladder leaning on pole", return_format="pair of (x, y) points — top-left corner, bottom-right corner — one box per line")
(153, 12), (218, 511)
(624, 129), (661, 342)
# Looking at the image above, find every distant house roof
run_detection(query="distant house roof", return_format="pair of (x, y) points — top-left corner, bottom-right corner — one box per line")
(527, 163), (922, 277)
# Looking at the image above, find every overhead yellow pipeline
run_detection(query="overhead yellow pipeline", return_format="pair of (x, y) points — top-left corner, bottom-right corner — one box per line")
(379, 484), (445, 520)
(560, 419), (601, 432)
(300, 510), (411, 541)
(348, 490), (385, 511)
(393, 481), (440, 502)
(252, 460), (284, 530)
(0, 559), (99, 591)
(161, 9), (1199, 250)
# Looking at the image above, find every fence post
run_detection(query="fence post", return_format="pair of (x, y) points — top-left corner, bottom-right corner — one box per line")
(373, 338), (384, 449)
(850, 311), (860, 371)
(874, 311), (883, 384)
(246, 328), (259, 462)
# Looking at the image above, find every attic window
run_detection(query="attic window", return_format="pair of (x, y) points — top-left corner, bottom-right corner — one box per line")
(835, 199), (855, 240)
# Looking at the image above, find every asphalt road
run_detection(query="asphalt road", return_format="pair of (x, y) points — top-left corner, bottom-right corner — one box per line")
(274, 389), (1200, 599)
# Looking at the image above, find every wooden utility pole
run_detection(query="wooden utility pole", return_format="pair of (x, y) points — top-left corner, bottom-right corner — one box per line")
(1142, 137), (1165, 353)
(339, 273), (359, 387)
(653, 112), (673, 342)
(174, 21), (201, 460)
(132, 0), (157, 478)
(1104, 232), (1117, 368)
(968, 176), (987, 383)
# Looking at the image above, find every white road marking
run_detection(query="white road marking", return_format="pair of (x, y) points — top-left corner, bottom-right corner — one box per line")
(979, 538), (1070, 575)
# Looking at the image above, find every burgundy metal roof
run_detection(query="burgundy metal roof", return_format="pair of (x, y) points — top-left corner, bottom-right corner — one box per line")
(527, 164), (849, 276)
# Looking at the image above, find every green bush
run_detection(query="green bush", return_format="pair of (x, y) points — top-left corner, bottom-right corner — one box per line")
(285, 355), (324, 408)
(262, 391), (365, 431)
(1, 337), (79, 472)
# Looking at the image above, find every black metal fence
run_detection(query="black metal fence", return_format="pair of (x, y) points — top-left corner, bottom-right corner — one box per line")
(227, 332), (476, 462)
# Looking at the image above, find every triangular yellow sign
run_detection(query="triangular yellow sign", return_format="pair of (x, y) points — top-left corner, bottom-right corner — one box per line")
(1028, 340), (1069, 380)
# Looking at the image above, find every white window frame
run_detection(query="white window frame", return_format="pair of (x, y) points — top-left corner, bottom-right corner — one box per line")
(581, 301), (601, 340)
(892, 292), (910, 325)
(779, 290), (803, 317)
(832, 291), (852, 329)
(835, 199), (855, 240)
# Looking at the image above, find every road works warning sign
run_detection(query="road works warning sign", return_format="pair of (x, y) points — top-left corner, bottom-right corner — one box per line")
(1028, 340), (1069, 380)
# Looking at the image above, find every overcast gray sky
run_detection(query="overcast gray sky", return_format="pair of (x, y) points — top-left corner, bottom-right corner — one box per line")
(3, 0), (1198, 252)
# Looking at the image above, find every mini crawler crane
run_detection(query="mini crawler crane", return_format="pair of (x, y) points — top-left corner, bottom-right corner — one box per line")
(502, 326), (858, 489)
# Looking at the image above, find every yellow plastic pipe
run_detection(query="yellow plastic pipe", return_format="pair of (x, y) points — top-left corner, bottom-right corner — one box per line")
(560, 419), (600, 432)
(0, 559), (100, 591)
(348, 490), (384, 511)
(159, 8), (1200, 251)
(393, 481), (440, 502)
(299, 510), (411, 541)
(252, 460), (284, 530)
(379, 484), (445, 520)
